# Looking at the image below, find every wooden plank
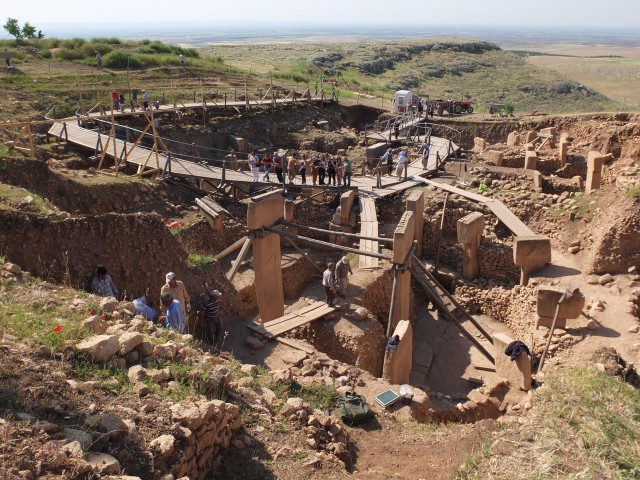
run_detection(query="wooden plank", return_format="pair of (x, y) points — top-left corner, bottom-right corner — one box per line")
(227, 238), (252, 281)
(262, 305), (335, 337)
(263, 302), (326, 327)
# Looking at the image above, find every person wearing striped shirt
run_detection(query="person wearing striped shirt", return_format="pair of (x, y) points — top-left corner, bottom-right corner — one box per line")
(200, 290), (224, 349)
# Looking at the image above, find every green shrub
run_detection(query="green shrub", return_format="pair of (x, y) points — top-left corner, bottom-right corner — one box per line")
(92, 37), (121, 45)
(103, 50), (142, 69)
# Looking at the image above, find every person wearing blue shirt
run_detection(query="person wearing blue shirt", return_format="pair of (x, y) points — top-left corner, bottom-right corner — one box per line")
(159, 292), (185, 333)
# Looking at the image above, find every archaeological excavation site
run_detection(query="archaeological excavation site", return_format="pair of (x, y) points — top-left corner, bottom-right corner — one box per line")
(1, 73), (640, 480)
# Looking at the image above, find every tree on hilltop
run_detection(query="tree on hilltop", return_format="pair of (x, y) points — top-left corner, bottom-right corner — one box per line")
(3, 17), (40, 43)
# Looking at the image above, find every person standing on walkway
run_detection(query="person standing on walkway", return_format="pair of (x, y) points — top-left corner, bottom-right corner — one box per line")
(248, 151), (260, 182)
(261, 153), (272, 182)
(111, 90), (119, 112)
(335, 156), (343, 187)
(273, 151), (283, 183)
(322, 263), (338, 307)
(318, 156), (326, 185)
(312, 158), (319, 186)
(95, 51), (102, 68)
(288, 155), (298, 183)
(383, 147), (393, 176)
(335, 256), (353, 297)
(343, 157), (352, 187)
(199, 290), (224, 350)
(327, 156), (336, 186)
(299, 155), (307, 185)
(130, 88), (138, 112)
(142, 90), (150, 111)
(421, 141), (430, 170)
(395, 150), (409, 180)
(179, 53), (185, 66)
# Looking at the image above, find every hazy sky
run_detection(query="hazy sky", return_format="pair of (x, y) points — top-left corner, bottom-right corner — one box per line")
(3, 0), (640, 27)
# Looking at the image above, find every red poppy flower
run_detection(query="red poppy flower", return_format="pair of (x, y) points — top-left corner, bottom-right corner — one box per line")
(179, 222), (185, 227)
(53, 325), (62, 333)
(162, 217), (167, 222)
(100, 316), (105, 321)
(89, 309), (94, 315)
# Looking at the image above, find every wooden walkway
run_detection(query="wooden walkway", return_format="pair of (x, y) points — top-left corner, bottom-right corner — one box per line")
(247, 301), (335, 338)
(48, 122), (454, 199)
(421, 178), (537, 237)
(358, 196), (380, 269)
(60, 95), (331, 122)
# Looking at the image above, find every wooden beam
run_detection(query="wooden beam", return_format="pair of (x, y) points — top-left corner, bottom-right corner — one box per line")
(227, 238), (252, 281)
(213, 236), (249, 261)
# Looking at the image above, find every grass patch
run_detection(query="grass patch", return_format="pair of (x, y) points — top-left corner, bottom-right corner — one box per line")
(188, 253), (215, 269)
(625, 187), (640, 199)
(0, 183), (55, 214)
(458, 367), (640, 479)
(271, 380), (336, 410)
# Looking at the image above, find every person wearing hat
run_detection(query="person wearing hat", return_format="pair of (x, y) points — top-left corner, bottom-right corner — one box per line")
(199, 290), (224, 349)
(159, 292), (185, 333)
(161, 272), (190, 316)
(335, 256), (353, 298)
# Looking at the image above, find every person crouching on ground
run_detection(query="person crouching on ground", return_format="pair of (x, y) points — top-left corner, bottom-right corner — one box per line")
(199, 289), (224, 351)
(91, 266), (118, 298)
(159, 292), (185, 333)
(335, 256), (353, 297)
(322, 263), (338, 307)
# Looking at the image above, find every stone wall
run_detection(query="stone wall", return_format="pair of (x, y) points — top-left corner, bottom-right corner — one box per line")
(292, 197), (337, 240)
(164, 399), (242, 479)
(0, 211), (244, 322)
(455, 284), (537, 340)
(178, 218), (247, 256)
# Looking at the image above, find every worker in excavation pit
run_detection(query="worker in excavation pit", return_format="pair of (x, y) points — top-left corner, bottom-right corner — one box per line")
(91, 266), (118, 298)
(159, 292), (185, 333)
(322, 263), (338, 307)
(199, 289), (224, 351)
(335, 256), (353, 298)
(161, 272), (191, 316)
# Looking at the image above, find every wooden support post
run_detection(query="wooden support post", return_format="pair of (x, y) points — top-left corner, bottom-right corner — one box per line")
(227, 238), (252, 281)
(284, 237), (324, 275)
(213, 236), (249, 261)
(434, 193), (449, 270)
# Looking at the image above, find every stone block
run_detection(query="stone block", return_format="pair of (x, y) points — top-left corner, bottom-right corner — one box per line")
(339, 191), (355, 225)
(532, 171), (543, 190)
(392, 211), (415, 264)
(405, 190), (425, 257)
(457, 212), (484, 244)
(382, 320), (413, 385)
(473, 137), (487, 154)
(247, 191), (284, 230)
(586, 151), (611, 193)
(514, 235), (551, 284)
(559, 141), (568, 166)
(537, 287), (586, 319)
(493, 332), (531, 391)
(484, 150), (504, 166)
(507, 131), (520, 147)
(284, 199), (295, 221)
(366, 142), (389, 161)
(524, 151), (538, 170)
(539, 127), (557, 137)
(76, 335), (120, 362)
(535, 315), (567, 330)
(572, 175), (584, 191)
(525, 130), (537, 143)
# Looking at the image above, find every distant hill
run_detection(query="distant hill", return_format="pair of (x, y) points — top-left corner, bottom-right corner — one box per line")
(206, 39), (617, 114)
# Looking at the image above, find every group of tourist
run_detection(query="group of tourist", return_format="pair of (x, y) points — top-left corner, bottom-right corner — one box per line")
(246, 152), (353, 187)
(108, 88), (152, 113)
(381, 147), (412, 179)
(90, 267), (225, 350)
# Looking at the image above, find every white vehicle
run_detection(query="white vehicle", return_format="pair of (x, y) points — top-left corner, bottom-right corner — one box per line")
(394, 90), (413, 114)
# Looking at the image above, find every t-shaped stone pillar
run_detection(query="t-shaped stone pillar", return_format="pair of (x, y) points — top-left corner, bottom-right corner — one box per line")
(390, 211), (415, 332)
(457, 211), (484, 281)
(340, 191), (355, 225)
(247, 191), (285, 323)
(524, 151), (538, 170)
(382, 320), (413, 385)
(405, 190), (425, 258)
(536, 286), (586, 330)
(513, 235), (552, 285)
(586, 151), (612, 193)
